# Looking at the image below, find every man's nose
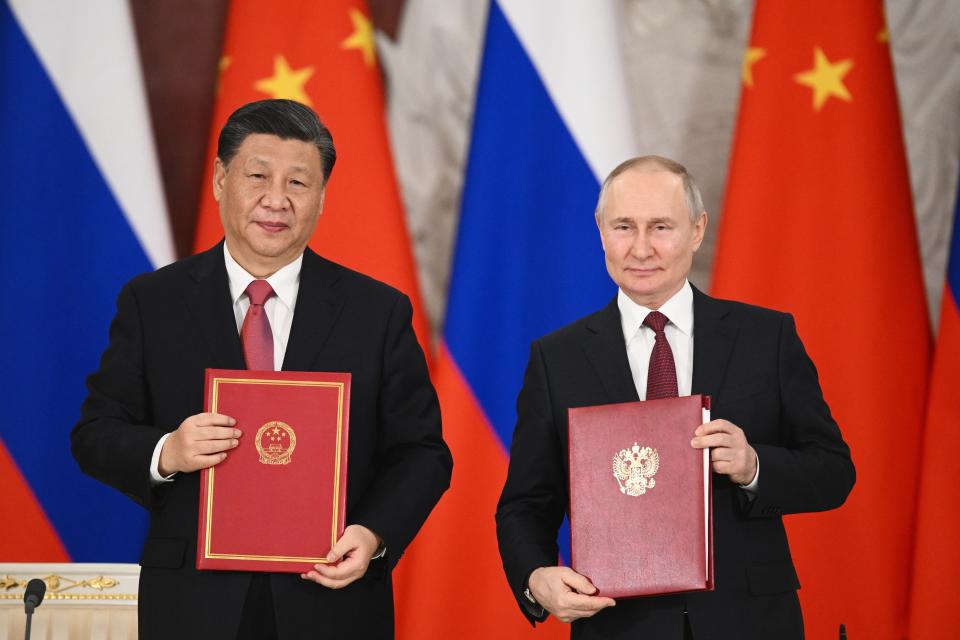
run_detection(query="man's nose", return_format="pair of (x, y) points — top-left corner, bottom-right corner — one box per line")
(630, 231), (653, 259)
(261, 179), (289, 209)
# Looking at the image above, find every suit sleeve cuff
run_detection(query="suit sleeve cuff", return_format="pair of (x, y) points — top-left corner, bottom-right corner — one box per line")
(521, 571), (548, 622)
(149, 433), (177, 485)
(738, 451), (759, 495)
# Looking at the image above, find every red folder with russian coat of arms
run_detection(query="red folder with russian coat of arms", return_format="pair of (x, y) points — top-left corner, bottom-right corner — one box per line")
(196, 369), (350, 573)
(568, 395), (713, 598)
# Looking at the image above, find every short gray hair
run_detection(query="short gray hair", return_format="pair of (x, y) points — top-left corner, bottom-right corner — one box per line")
(594, 155), (704, 222)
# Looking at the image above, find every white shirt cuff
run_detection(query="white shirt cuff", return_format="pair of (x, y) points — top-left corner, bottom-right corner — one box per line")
(149, 433), (177, 485)
(738, 452), (759, 494)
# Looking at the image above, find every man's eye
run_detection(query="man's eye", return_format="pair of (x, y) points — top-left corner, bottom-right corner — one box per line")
(249, 173), (265, 180)
(290, 180), (305, 187)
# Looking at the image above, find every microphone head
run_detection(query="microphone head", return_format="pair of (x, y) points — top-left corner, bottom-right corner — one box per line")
(24, 578), (46, 612)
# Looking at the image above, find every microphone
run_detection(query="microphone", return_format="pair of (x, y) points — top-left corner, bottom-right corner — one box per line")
(24, 578), (46, 614)
(839, 623), (847, 639)
(23, 579), (46, 640)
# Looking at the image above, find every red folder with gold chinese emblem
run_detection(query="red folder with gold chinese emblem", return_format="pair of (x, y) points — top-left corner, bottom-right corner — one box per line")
(196, 369), (350, 573)
(568, 395), (713, 598)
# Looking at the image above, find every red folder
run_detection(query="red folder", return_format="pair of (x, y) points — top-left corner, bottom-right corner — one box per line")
(568, 395), (713, 598)
(197, 369), (350, 573)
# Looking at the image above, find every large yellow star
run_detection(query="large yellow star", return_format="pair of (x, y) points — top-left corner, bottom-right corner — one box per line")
(741, 46), (766, 88)
(794, 47), (853, 112)
(253, 55), (315, 105)
(341, 8), (376, 68)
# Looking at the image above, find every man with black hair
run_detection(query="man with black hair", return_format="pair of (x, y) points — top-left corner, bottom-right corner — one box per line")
(73, 99), (452, 640)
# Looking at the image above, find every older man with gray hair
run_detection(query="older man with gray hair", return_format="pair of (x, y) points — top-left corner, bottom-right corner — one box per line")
(496, 156), (854, 639)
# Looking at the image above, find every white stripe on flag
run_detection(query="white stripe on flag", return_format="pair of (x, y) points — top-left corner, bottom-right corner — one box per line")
(499, 0), (638, 181)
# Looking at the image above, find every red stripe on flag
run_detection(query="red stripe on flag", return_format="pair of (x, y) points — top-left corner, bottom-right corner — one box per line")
(908, 289), (960, 637)
(0, 438), (70, 560)
(393, 344), (568, 639)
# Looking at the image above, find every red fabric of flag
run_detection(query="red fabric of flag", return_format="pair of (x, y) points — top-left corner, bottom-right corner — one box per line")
(0, 440), (69, 560)
(712, 2), (930, 638)
(908, 208), (960, 638)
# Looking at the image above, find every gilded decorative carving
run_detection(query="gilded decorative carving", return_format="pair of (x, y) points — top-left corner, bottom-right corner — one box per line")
(0, 573), (134, 601)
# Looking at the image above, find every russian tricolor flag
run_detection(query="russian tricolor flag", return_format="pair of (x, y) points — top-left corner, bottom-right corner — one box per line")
(395, 2), (636, 637)
(0, 0), (173, 560)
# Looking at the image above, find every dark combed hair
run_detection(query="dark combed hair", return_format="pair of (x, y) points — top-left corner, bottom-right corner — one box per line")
(216, 99), (337, 183)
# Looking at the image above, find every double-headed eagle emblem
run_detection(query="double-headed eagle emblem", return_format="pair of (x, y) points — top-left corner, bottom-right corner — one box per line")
(612, 443), (660, 496)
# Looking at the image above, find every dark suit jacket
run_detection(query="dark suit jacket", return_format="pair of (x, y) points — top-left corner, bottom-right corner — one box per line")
(496, 287), (854, 640)
(72, 243), (452, 640)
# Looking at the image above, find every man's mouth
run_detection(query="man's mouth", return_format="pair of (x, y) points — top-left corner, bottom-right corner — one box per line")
(255, 221), (288, 233)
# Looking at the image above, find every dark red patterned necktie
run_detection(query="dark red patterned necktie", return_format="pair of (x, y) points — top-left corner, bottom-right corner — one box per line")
(241, 280), (276, 371)
(643, 310), (678, 400)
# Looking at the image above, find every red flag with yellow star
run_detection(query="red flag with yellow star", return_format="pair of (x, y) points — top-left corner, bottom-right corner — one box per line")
(713, 3), (930, 638)
(193, 0), (428, 347)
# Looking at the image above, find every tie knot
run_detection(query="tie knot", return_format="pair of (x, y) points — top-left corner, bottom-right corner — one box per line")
(245, 279), (275, 306)
(643, 310), (670, 333)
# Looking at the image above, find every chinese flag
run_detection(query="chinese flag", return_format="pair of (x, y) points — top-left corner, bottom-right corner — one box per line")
(712, 2), (930, 639)
(908, 195), (960, 638)
(192, 0), (428, 348)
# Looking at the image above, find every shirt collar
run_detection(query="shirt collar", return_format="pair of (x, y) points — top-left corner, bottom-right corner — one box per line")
(617, 280), (694, 342)
(223, 244), (302, 312)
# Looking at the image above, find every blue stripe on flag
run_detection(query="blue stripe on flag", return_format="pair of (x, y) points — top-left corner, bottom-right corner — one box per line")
(0, 2), (151, 561)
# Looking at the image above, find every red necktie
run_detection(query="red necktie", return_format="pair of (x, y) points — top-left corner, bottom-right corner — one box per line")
(643, 310), (678, 400)
(241, 280), (276, 371)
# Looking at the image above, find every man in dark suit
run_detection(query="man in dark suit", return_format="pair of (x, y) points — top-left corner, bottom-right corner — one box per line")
(72, 99), (452, 640)
(496, 156), (854, 639)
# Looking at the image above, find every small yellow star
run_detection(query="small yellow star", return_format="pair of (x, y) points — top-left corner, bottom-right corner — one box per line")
(253, 55), (315, 105)
(341, 8), (376, 68)
(794, 47), (853, 112)
(742, 46), (766, 88)
(877, 27), (889, 43)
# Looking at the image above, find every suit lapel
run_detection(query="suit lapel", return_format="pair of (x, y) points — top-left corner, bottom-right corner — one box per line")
(691, 286), (737, 399)
(281, 248), (345, 372)
(584, 296), (640, 404)
(186, 241), (246, 370)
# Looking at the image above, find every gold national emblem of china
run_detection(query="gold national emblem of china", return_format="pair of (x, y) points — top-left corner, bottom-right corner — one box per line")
(613, 443), (660, 496)
(255, 421), (297, 465)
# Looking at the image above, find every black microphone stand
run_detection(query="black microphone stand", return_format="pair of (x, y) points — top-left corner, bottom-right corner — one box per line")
(23, 578), (47, 640)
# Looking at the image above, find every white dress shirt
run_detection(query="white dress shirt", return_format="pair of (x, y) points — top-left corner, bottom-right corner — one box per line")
(617, 280), (758, 491)
(618, 281), (694, 400)
(149, 245), (304, 483)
